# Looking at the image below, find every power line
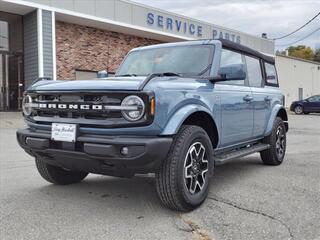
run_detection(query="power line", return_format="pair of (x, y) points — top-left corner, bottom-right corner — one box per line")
(271, 11), (320, 40)
(275, 27), (320, 47)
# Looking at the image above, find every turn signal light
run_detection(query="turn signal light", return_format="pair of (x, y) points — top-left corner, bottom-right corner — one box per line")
(150, 97), (155, 116)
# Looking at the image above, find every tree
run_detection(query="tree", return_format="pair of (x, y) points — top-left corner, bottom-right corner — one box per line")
(287, 45), (314, 61)
(314, 49), (320, 63)
(287, 45), (305, 55)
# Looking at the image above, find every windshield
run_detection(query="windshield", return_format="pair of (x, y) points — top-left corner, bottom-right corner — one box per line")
(116, 45), (214, 77)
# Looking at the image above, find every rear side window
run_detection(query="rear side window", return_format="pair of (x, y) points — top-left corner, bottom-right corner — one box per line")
(245, 56), (263, 87)
(219, 49), (245, 85)
(265, 63), (278, 86)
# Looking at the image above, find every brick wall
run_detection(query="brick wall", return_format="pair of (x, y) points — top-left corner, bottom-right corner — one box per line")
(56, 21), (161, 80)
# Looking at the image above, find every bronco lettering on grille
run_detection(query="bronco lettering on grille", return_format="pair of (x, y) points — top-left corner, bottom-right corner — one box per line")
(38, 103), (105, 110)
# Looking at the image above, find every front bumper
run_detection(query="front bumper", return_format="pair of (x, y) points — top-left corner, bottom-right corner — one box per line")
(17, 128), (172, 177)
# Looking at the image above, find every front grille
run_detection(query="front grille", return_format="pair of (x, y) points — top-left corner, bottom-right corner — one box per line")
(36, 110), (121, 119)
(26, 91), (154, 128)
(33, 93), (123, 120)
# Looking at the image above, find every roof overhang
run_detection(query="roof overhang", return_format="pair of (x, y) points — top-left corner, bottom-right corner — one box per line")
(1, 0), (192, 42)
(0, 0), (35, 15)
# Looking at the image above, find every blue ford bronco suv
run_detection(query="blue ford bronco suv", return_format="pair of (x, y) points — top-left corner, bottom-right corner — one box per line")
(17, 39), (288, 211)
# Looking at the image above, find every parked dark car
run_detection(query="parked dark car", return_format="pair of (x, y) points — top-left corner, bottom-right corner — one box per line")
(290, 95), (320, 114)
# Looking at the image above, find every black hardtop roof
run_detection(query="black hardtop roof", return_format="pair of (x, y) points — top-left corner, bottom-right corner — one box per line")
(219, 39), (275, 64)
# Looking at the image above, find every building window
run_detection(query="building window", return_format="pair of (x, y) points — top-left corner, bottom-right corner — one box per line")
(0, 12), (23, 52)
(0, 20), (9, 51)
(75, 70), (98, 80)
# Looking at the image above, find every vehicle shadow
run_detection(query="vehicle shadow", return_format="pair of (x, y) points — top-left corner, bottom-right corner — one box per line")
(210, 154), (267, 193)
(34, 155), (265, 211)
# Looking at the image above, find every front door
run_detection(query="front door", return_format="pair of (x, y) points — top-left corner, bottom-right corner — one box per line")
(0, 53), (24, 110)
(217, 85), (254, 146)
(217, 49), (254, 147)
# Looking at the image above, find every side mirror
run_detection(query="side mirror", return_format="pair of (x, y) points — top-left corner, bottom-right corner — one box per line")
(98, 70), (108, 78)
(217, 64), (246, 81)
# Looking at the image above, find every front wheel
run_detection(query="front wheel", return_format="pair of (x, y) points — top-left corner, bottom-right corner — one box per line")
(35, 158), (88, 185)
(155, 125), (214, 211)
(260, 117), (286, 165)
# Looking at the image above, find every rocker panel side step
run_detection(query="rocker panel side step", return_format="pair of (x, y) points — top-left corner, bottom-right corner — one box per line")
(214, 143), (270, 166)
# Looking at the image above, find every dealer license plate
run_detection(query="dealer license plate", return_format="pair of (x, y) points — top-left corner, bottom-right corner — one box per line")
(51, 123), (77, 142)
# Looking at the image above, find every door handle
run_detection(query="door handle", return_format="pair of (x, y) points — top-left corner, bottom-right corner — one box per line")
(243, 95), (253, 102)
(264, 96), (272, 102)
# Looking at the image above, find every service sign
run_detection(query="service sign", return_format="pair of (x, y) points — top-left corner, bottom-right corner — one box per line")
(146, 12), (241, 43)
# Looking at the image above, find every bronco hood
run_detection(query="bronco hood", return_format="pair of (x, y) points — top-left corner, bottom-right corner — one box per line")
(27, 77), (147, 92)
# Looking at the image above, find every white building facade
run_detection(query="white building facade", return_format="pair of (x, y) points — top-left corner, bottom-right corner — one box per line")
(276, 55), (320, 107)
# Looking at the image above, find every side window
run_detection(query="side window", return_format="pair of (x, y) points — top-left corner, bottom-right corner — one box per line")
(265, 63), (278, 85)
(219, 49), (245, 85)
(245, 56), (263, 88)
(308, 96), (320, 102)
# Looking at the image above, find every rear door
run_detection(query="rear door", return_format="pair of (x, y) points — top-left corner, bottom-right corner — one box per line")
(215, 49), (254, 147)
(245, 56), (271, 137)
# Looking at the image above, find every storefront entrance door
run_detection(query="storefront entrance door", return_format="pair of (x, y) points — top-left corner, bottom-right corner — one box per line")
(0, 53), (23, 110)
(0, 12), (24, 111)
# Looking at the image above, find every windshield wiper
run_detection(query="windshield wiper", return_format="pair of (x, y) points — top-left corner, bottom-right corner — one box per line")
(116, 74), (138, 77)
(153, 72), (182, 77)
(139, 72), (182, 90)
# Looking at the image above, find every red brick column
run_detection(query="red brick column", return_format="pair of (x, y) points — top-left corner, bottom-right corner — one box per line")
(55, 21), (161, 80)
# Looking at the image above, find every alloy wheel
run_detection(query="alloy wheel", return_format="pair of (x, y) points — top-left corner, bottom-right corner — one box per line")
(295, 106), (303, 114)
(184, 142), (208, 195)
(275, 126), (285, 158)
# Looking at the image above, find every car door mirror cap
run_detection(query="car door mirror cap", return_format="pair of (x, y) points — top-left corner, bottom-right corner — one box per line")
(267, 75), (276, 80)
(207, 73), (246, 83)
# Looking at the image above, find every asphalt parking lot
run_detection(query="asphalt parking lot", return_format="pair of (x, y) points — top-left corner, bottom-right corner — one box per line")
(0, 112), (319, 240)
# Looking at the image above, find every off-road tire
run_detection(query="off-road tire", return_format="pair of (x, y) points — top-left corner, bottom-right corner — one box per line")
(35, 158), (88, 185)
(155, 125), (214, 211)
(260, 117), (286, 165)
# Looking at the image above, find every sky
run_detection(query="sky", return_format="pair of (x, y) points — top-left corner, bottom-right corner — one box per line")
(132, 0), (320, 51)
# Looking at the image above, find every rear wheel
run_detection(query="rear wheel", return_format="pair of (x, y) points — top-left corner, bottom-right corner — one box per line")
(155, 125), (214, 211)
(294, 105), (303, 114)
(35, 158), (88, 185)
(260, 117), (286, 165)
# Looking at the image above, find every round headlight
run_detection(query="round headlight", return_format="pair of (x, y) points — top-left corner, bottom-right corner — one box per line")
(22, 95), (33, 116)
(121, 95), (145, 121)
